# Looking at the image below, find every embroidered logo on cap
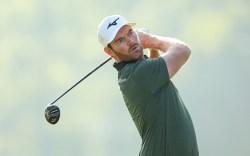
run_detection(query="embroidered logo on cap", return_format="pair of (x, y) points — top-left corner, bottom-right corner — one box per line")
(107, 18), (119, 29)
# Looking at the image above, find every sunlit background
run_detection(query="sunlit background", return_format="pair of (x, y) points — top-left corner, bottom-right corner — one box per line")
(1, 0), (250, 155)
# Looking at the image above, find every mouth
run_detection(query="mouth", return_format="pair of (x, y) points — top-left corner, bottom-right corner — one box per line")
(129, 43), (139, 52)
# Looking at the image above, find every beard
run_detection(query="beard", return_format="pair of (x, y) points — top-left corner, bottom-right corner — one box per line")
(113, 43), (144, 61)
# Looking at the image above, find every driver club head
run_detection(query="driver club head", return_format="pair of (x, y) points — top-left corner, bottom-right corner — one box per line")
(44, 104), (60, 124)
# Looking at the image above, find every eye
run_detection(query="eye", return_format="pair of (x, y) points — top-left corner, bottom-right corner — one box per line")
(116, 38), (123, 45)
(128, 29), (133, 36)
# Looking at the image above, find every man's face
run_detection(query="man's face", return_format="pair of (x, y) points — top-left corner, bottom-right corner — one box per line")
(108, 25), (144, 62)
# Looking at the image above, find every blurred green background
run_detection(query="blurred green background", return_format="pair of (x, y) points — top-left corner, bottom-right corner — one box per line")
(1, 0), (249, 155)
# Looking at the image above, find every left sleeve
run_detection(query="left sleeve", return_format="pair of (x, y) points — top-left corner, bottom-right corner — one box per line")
(133, 57), (169, 93)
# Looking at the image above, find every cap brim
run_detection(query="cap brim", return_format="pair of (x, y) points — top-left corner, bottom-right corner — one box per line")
(128, 23), (136, 26)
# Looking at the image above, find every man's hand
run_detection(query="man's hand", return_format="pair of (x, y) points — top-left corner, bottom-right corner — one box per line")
(136, 29), (160, 58)
(136, 29), (151, 49)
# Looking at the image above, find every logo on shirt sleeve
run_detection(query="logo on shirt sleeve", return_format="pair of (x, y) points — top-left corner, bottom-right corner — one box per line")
(118, 78), (127, 84)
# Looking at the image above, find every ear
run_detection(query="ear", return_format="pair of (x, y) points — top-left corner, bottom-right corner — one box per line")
(104, 47), (112, 56)
(104, 47), (120, 62)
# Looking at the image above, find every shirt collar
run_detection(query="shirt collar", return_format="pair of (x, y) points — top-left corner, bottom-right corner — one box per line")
(113, 60), (135, 71)
(113, 55), (148, 71)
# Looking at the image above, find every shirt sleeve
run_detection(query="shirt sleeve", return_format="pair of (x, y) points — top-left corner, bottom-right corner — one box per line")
(133, 57), (169, 93)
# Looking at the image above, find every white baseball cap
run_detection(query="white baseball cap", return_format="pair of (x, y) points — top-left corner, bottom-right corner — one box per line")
(97, 15), (135, 47)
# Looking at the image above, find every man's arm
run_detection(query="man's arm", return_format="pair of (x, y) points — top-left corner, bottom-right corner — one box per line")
(138, 32), (191, 79)
(148, 49), (160, 58)
(136, 29), (160, 59)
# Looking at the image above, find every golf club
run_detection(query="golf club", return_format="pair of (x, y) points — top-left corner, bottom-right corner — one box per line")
(44, 57), (112, 124)
(44, 28), (149, 125)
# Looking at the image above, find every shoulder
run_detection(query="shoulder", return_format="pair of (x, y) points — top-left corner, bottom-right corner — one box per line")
(119, 56), (167, 79)
(134, 57), (166, 74)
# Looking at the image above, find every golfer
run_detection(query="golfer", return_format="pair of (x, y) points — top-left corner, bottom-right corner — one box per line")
(97, 15), (199, 156)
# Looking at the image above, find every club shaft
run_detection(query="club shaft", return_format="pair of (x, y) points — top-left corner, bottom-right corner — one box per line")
(50, 57), (112, 105)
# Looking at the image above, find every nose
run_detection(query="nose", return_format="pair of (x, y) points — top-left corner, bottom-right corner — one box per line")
(127, 38), (135, 46)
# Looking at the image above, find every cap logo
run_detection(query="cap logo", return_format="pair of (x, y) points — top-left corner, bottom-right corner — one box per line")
(107, 18), (119, 29)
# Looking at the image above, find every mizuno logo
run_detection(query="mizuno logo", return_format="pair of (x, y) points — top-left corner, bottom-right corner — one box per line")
(107, 18), (119, 29)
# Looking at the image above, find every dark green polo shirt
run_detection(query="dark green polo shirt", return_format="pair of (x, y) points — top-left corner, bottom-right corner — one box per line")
(114, 56), (199, 156)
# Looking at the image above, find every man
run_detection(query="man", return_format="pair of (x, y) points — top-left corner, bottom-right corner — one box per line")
(97, 15), (199, 156)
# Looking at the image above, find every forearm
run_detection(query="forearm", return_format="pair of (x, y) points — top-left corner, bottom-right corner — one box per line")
(138, 31), (191, 79)
(138, 31), (191, 62)
(141, 33), (188, 53)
